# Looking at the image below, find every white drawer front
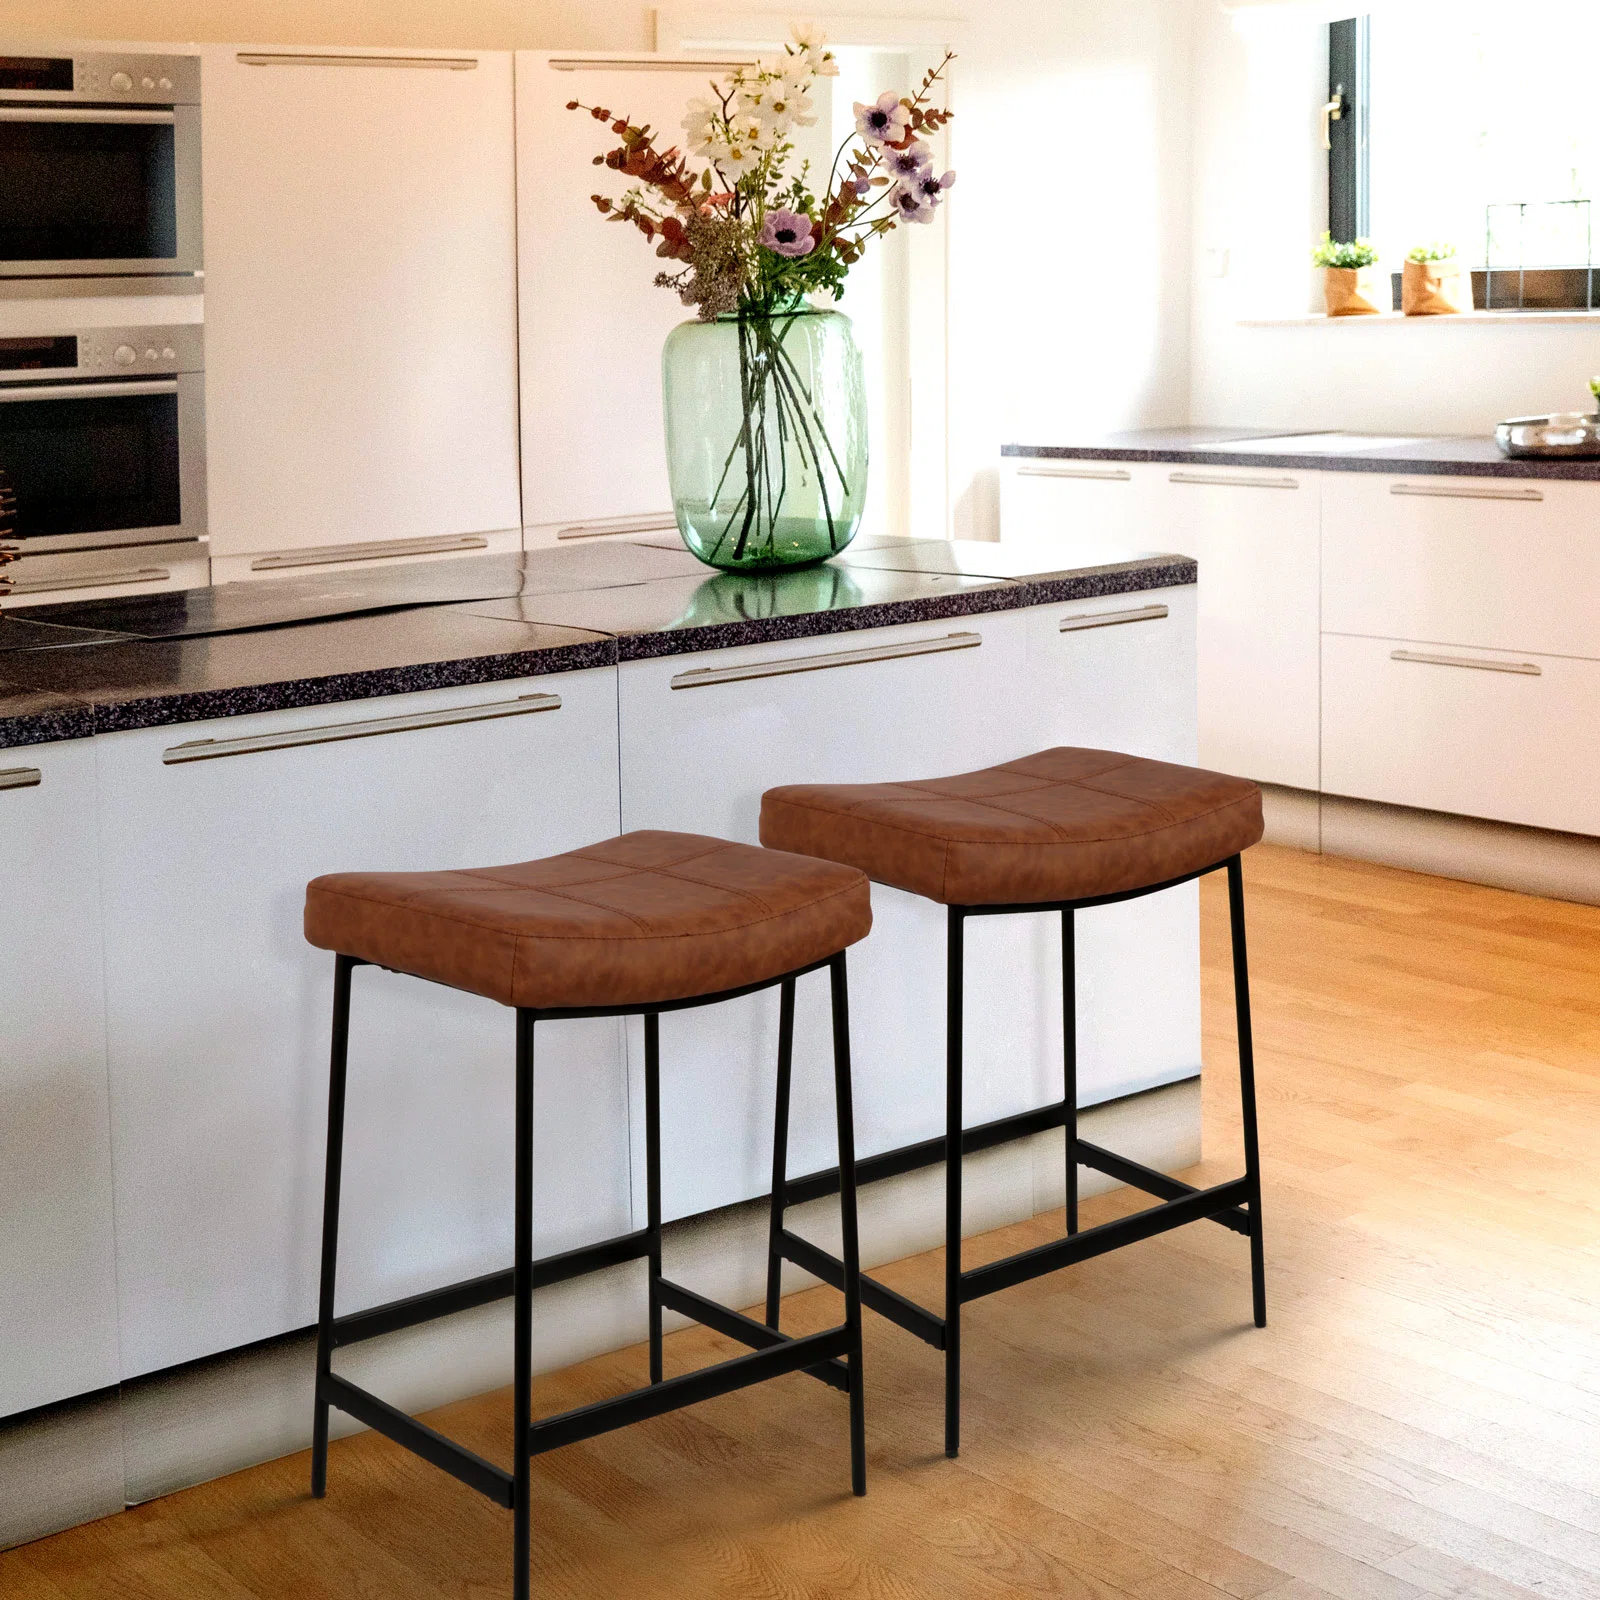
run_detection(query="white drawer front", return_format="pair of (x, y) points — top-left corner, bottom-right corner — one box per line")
(1000, 459), (1160, 545)
(1322, 632), (1600, 835)
(1322, 472), (1600, 659)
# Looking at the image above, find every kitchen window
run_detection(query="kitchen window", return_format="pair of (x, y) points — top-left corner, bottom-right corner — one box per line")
(1330, 5), (1600, 308)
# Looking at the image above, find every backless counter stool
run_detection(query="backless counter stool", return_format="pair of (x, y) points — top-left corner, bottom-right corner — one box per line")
(303, 830), (872, 1600)
(759, 747), (1266, 1458)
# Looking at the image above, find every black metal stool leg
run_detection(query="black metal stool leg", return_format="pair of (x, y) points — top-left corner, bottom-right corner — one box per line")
(828, 954), (867, 1496)
(512, 1011), (535, 1600)
(1062, 908), (1079, 1237)
(311, 953), (356, 1499)
(765, 978), (797, 1330)
(944, 907), (965, 1459)
(645, 1013), (665, 1384)
(1226, 856), (1267, 1330)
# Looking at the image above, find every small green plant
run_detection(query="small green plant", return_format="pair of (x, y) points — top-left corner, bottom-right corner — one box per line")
(1590, 374), (1599, 402)
(1313, 231), (1379, 269)
(1406, 242), (1457, 263)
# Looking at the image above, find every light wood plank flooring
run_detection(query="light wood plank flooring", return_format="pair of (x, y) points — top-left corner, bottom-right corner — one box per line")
(6, 843), (1600, 1598)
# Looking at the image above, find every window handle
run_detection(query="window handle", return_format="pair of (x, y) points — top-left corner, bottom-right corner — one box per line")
(1321, 91), (1344, 151)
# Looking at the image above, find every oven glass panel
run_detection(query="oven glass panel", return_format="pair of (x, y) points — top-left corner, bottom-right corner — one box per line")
(0, 121), (178, 261)
(0, 390), (181, 538)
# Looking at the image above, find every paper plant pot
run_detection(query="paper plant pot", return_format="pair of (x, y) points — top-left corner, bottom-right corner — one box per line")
(1324, 265), (1384, 316)
(1402, 257), (1472, 315)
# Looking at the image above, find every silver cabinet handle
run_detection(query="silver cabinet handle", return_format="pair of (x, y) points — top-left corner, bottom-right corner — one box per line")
(0, 107), (176, 125)
(1015, 464), (1132, 482)
(1169, 472), (1299, 490)
(671, 631), (980, 690)
(547, 57), (757, 72)
(8, 566), (169, 595)
(163, 692), (561, 764)
(1389, 482), (1543, 502)
(1059, 603), (1169, 633)
(250, 534), (489, 571)
(238, 52), (477, 69)
(556, 513), (678, 541)
(0, 767), (42, 792)
(1390, 649), (1541, 676)
(0, 379), (178, 404)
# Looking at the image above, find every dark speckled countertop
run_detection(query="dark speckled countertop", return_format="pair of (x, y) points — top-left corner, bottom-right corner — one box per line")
(0, 536), (1194, 751)
(1004, 427), (1600, 480)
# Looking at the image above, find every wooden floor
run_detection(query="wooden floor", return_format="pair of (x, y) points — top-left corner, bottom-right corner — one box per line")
(8, 843), (1600, 1599)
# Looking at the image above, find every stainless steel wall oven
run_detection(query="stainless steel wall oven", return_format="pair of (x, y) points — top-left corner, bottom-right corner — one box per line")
(0, 49), (202, 286)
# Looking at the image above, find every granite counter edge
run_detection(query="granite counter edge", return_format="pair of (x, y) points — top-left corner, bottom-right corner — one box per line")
(1001, 442), (1600, 480)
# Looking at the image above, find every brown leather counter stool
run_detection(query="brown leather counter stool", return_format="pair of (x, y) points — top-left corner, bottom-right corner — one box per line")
(302, 830), (871, 1600)
(759, 747), (1266, 1458)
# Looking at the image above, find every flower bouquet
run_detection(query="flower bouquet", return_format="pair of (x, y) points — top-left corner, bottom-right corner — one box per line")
(569, 26), (954, 569)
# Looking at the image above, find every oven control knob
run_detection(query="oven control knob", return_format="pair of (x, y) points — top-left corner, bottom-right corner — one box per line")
(113, 344), (137, 365)
(110, 70), (133, 91)
(159, 77), (173, 90)
(142, 77), (156, 90)
(144, 348), (160, 361)
(161, 346), (176, 361)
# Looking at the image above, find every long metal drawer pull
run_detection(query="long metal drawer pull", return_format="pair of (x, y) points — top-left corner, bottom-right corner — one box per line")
(548, 57), (757, 72)
(9, 566), (169, 595)
(1169, 471), (1298, 490)
(556, 512), (678, 540)
(0, 107), (176, 125)
(238, 52), (478, 70)
(671, 631), (981, 690)
(1015, 464), (1132, 482)
(250, 534), (490, 571)
(0, 767), (42, 792)
(163, 693), (562, 764)
(0, 379), (179, 404)
(1389, 482), (1544, 502)
(1390, 649), (1541, 676)
(1059, 603), (1170, 633)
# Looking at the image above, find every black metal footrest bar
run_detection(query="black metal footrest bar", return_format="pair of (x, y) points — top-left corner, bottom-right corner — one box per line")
(783, 1102), (1070, 1208)
(527, 1325), (852, 1456)
(778, 1229), (946, 1349)
(657, 1278), (852, 1392)
(1074, 1140), (1252, 1237)
(330, 1229), (654, 1350)
(959, 1176), (1254, 1303)
(321, 1372), (514, 1507)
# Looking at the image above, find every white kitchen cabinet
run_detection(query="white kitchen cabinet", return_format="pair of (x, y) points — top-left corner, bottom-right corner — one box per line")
(0, 741), (120, 1417)
(1322, 632), (1600, 835)
(1151, 466), (1321, 790)
(617, 599), (1200, 1221)
(95, 671), (629, 1378)
(202, 46), (522, 573)
(1322, 473), (1600, 660)
(999, 458), (1163, 546)
(516, 54), (733, 547)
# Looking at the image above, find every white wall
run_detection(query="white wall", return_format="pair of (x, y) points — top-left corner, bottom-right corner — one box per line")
(2, 0), (1197, 537)
(1190, 3), (1600, 434)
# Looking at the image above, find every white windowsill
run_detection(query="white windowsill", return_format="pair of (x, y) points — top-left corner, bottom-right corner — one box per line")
(1238, 310), (1600, 327)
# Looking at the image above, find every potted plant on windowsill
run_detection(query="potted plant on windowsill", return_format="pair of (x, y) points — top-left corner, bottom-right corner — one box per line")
(1403, 242), (1472, 315)
(1314, 232), (1383, 316)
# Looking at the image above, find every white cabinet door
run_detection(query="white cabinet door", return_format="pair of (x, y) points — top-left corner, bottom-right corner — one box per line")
(1152, 466), (1321, 790)
(203, 47), (522, 563)
(619, 614), (1037, 1218)
(96, 672), (628, 1377)
(0, 742), (120, 1416)
(1000, 458), (1162, 546)
(516, 55), (724, 545)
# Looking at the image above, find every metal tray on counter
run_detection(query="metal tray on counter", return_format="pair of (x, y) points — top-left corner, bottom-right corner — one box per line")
(1495, 413), (1600, 458)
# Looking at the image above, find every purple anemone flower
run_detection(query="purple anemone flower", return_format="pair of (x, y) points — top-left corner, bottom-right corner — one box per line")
(913, 168), (956, 205)
(760, 207), (816, 257)
(884, 140), (933, 181)
(854, 91), (910, 146)
(890, 186), (935, 224)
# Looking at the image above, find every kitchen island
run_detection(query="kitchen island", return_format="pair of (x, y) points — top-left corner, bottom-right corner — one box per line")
(1, 535), (1202, 1538)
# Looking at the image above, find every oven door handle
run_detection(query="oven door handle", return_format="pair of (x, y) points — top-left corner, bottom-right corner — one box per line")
(0, 106), (177, 126)
(0, 379), (179, 403)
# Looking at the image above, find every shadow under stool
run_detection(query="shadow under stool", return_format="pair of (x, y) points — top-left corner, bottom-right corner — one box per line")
(302, 830), (873, 1600)
(758, 746), (1268, 1458)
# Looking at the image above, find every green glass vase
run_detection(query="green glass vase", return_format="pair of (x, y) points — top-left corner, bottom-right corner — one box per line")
(662, 304), (868, 572)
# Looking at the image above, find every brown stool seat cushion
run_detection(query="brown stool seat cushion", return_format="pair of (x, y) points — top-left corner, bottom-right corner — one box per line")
(760, 748), (1263, 907)
(305, 831), (871, 1011)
